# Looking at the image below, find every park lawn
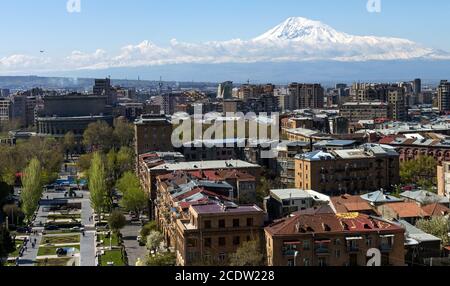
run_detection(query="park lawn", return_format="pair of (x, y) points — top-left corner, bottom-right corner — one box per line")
(37, 244), (80, 256)
(97, 233), (120, 247)
(41, 235), (80, 245)
(100, 250), (126, 266)
(35, 257), (75, 267)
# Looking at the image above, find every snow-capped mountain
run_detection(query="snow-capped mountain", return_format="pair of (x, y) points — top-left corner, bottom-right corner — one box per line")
(251, 17), (445, 61)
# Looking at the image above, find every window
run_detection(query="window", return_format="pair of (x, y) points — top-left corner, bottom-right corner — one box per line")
(219, 219), (226, 228)
(318, 257), (327, 267)
(335, 249), (341, 258)
(287, 259), (294, 267)
(233, 219), (240, 227)
(219, 253), (226, 262)
(233, 236), (241, 246)
(247, 218), (254, 227)
(204, 238), (212, 248)
(204, 220), (212, 229)
(366, 236), (373, 247)
(303, 240), (310, 251)
(219, 237), (226, 247)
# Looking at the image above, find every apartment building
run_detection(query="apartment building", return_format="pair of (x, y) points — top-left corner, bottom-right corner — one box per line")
(295, 144), (400, 195)
(134, 114), (174, 155)
(265, 212), (405, 266)
(340, 102), (390, 122)
(175, 202), (265, 266)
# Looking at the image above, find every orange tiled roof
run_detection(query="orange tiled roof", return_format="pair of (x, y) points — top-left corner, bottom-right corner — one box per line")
(383, 202), (428, 218)
(422, 203), (450, 217)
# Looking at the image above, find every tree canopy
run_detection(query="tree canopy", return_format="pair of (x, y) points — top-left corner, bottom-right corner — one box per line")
(400, 156), (437, 190)
(89, 152), (109, 216)
(108, 210), (127, 234)
(229, 240), (264, 266)
(20, 158), (43, 220)
(116, 172), (147, 214)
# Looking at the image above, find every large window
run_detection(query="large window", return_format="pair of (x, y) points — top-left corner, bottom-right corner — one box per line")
(204, 220), (212, 229)
(233, 219), (240, 227)
(204, 238), (212, 248)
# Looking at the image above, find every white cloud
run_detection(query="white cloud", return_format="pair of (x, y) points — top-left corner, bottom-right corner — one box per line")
(0, 17), (448, 74)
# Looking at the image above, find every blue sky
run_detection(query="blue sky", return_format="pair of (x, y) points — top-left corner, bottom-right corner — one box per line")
(0, 0), (449, 58)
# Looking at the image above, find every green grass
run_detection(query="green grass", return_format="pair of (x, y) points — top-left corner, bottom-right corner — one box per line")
(37, 245), (80, 256)
(8, 245), (22, 258)
(35, 258), (75, 267)
(41, 235), (80, 245)
(100, 250), (126, 266)
(97, 233), (120, 247)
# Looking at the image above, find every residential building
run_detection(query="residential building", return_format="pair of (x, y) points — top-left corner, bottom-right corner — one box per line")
(399, 190), (450, 207)
(288, 83), (324, 109)
(437, 161), (450, 198)
(400, 220), (442, 266)
(217, 81), (233, 99)
(134, 114), (173, 155)
(387, 88), (407, 121)
(175, 202), (265, 266)
(295, 144), (400, 195)
(330, 194), (378, 216)
(340, 102), (390, 122)
(378, 202), (429, 225)
(264, 189), (330, 221)
(179, 138), (246, 161)
(93, 78), (117, 106)
(360, 190), (404, 206)
(265, 212), (405, 266)
(438, 80), (450, 113)
(276, 141), (311, 186)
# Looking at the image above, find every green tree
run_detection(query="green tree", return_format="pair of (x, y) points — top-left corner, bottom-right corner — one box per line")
(63, 131), (76, 159)
(83, 121), (114, 152)
(113, 119), (135, 148)
(108, 210), (127, 234)
(144, 252), (176, 266)
(0, 226), (15, 265)
(20, 158), (43, 220)
(400, 156), (437, 190)
(416, 217), (450, 248)
(229, 240), (264, 266)
(116, 172), (147, 215)
(140, 221), (158, 238)
(116, 147), (135, 178)
(77, 153), (93, 174)
(2, 204), (23, 226)
(89, 152), (109, 220)
(146, 231), (164, 253)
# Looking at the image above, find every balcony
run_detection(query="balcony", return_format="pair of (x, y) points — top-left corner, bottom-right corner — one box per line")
(282, 249), (297, 257)
(315, 247), (330, 255)
(379, 243), (393, 253)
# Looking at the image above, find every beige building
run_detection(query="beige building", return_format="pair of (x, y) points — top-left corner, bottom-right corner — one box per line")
(340, 102), (390, 122)
(437, 161), (450, 198)
(175, 202), (265, 266)
(295, 144), (400, 195)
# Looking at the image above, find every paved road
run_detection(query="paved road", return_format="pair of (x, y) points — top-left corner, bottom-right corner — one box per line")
(78, 191), (97, 266)
(17, 233), (42, 266)
(122, 219), (147, 266)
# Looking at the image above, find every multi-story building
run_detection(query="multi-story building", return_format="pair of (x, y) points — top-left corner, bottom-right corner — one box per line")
(175, 202), (265, 266)
(379, 134), (450, 164)
(93, 78), (117, 106)
(264, 189), (330, 221)
(340, 102), (390, 122)
(437, 161), (450, 198)
(413, 78), (421, 96)
(276, 141), (311, 186)
(134, 114), (173, 155)
(0, 89), (10, 98)
(236, 84), (274, 100)
(288, 83), (324, 109)
(179, 138), (246, 161)
(387, 88), (407, 122)
(265, 212), (405, 266)
(438, 80), (450, 113)
(217, 81), (233, 99)
(36, 93), (113, 137)
(295, 144), (400, 195)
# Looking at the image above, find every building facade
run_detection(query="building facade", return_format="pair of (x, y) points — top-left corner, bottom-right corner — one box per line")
(265, 212), (405, 266)
(134, 114), (174, 155)
(295, 144), (400, 195)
